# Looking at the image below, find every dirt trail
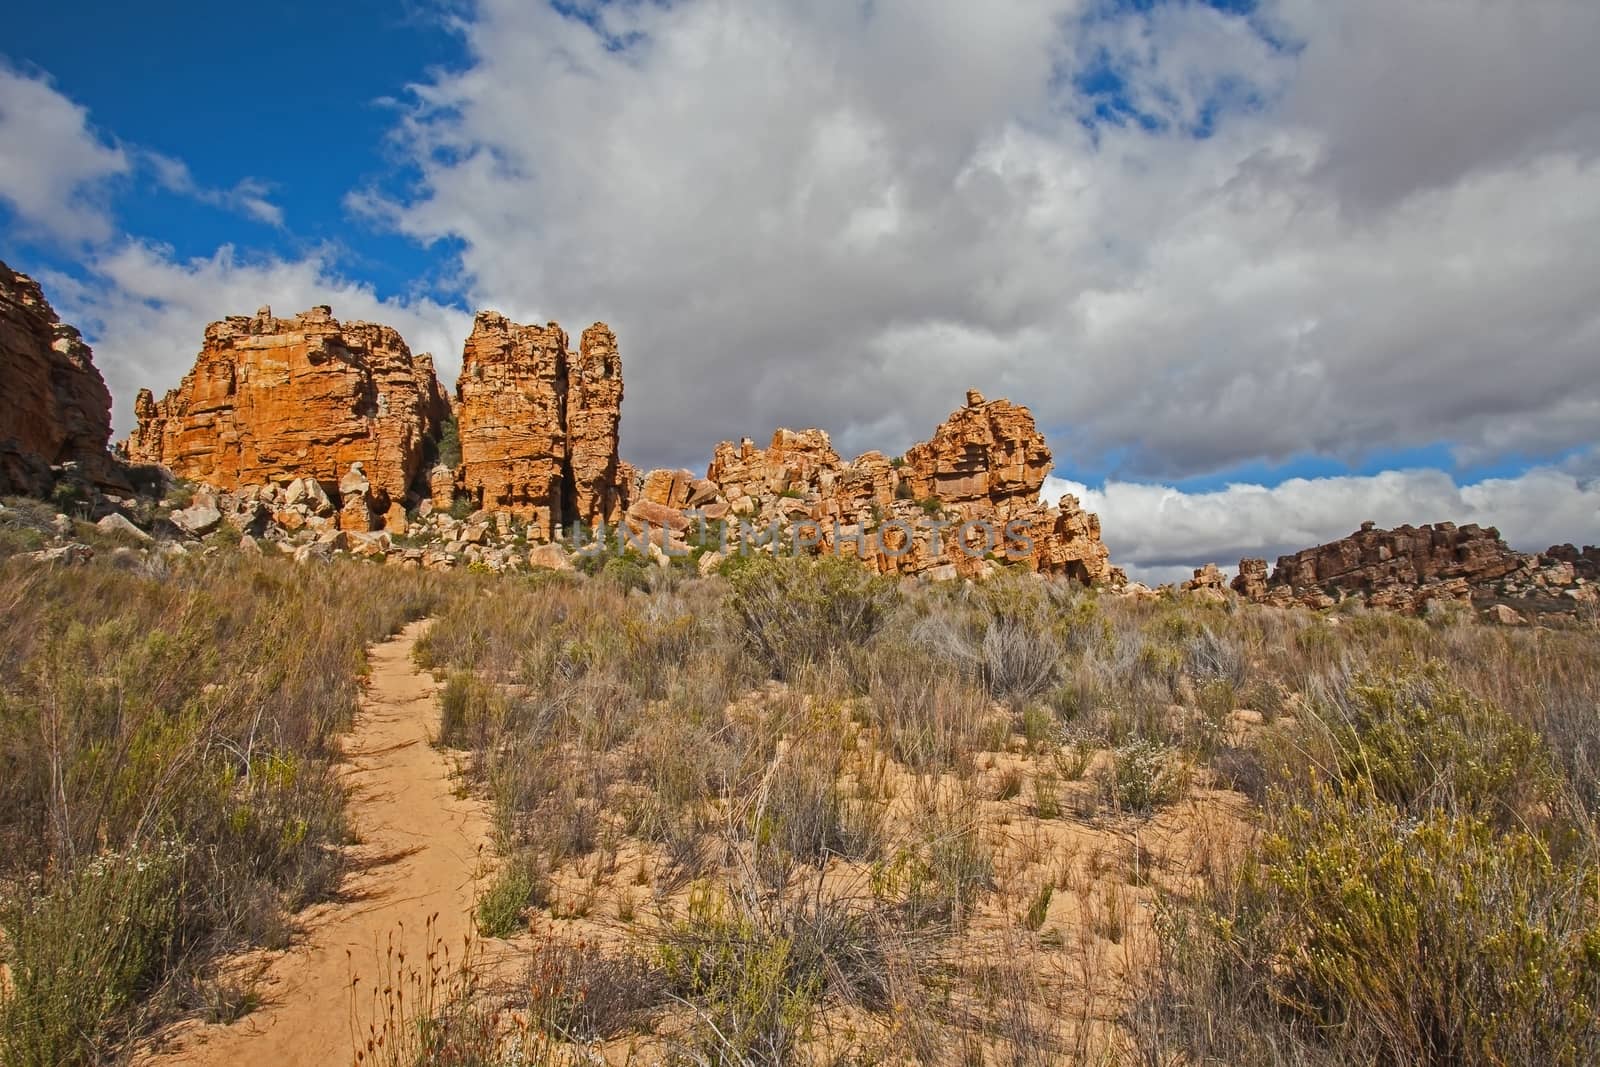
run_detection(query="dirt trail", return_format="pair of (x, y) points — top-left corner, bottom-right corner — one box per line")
(141, 619), (494, 1067)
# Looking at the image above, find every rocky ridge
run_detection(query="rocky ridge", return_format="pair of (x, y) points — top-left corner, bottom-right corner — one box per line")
(1226, 521), (1598, 618)
(623, 389), (1124, 586)
(109, 301), (1124, 584)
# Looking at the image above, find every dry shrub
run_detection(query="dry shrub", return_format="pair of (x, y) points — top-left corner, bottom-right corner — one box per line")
(0, 550), (456, 1063)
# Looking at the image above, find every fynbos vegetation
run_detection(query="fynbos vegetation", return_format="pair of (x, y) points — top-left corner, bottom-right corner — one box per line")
(4, 507), (1599, 1065)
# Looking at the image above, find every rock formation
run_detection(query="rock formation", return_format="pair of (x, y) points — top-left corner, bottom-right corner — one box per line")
(902, 390), (1052, 522)
(624, 390), (1123, 587)
(1182, 562), (1228, 595)
(1234, 521), (1597, 614)
(0, 260), (116, 495)
(128, 305), (449, 526)
(452, 313), (627, 534)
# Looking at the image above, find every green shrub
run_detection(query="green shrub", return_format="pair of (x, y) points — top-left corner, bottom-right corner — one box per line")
(434, 414), (462, 469)
(657, 885), (891, 1062)
(725, 554), (898, 680)
(475, 851), (548, 938)
(1316, 664), (1557, 827)
(0, 845), (191, 1067)
(437, 670), (503, 750)
(1135, 784), (1600, 1066)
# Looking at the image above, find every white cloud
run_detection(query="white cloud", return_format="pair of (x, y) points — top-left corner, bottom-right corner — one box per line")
(44, 241), (472, 436)
(1045, 466), (1600, 586)
(362, 0), (1600, 481)
(0, 62), (128, 242)
(144, 151), (286, 227)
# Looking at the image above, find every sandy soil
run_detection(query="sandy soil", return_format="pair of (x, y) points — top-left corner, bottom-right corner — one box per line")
(138, 619), (494, 1067)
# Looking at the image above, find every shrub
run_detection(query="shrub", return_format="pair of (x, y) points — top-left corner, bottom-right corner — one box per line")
(475, 851), (548, 938)
(437, 670), (504, 750)
(657, 884), (893, 1063)
(725, 554), (898, 680)
(0, 845), (191, 1067)
(523, 937), (666, 1041)
(1314, 664), (1557, 828)
(1133, 785), (1600, 1066)
(1101, 738), (1187, 814)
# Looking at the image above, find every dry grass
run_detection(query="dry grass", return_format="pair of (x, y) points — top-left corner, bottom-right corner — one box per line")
(0, 532), (460, 1065)
(8, 532), (1599, 1066)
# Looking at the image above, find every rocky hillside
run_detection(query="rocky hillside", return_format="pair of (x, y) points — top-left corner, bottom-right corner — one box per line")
(630, 389), (1123, 584)
(6, 270), (1588, 619)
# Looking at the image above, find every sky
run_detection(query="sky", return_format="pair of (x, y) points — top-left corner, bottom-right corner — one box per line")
(3, 0), (1597, 583)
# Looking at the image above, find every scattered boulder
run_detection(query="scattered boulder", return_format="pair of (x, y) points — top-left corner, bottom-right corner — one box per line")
(1484, 604), (1527, 625)
(96, 512), (153, 544)
(170, 501), (224, 537)
(528, 543), (574, 572)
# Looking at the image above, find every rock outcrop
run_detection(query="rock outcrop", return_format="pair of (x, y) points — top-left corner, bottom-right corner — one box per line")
(452, 313), (627, 534)
(128, 305), (449, 526)
(624, 390), (1123, 586)
(902, 390), (1051, 522)
(0, 260), (116, 495)
(1234, 521), (1597, 614)
(1182, 563), (1228, 597)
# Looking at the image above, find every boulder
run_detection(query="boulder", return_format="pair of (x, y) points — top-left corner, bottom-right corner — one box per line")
(528, 543), (574, 572)
(96, 512), (152, 544)
(171, 502), (223, 537)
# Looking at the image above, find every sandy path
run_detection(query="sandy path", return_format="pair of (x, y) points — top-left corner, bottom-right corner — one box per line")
(139, 619), (494, 1067)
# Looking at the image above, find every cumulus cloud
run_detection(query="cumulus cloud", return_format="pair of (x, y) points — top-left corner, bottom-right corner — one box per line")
(0, 61), (128, 242)
(1045, 466), (1600, 586)
(44, 241), (472, 436)
(361, 0), (1600, 480)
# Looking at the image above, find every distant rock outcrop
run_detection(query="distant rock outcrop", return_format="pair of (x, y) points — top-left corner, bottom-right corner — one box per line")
(452, 313), (627, 534)
(128, 305), (450, 527)
(0, 260), (116, 495)
(629, 389), (1123, 586)
(1233, 521), (1597, 614)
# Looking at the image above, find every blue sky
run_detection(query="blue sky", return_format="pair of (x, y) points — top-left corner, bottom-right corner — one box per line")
(3, 0), (464, 299)
(3, 0), (1597, 581)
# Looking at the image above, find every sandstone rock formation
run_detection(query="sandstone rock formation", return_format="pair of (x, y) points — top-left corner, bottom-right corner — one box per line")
(128, 305), (449, 526)
(1234, 521), (1597, 614)
(0, 260), (116, 495)
(453, 313), (627, 534)
(1182, 563), (1228, 597)
(624, 390), (1123, 586)
(902, 390), (1051, 522)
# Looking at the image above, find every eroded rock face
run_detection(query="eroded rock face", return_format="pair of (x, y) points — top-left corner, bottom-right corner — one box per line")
(1234, 522), (1596, 614)
(453, 313), (627, 533)
(629, 390), (1122, 587)
(902, 390), (1050, 521)
(0, 260), (115, 494)
(128, 305), (449, 515)
(569, 324), (627, 528)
